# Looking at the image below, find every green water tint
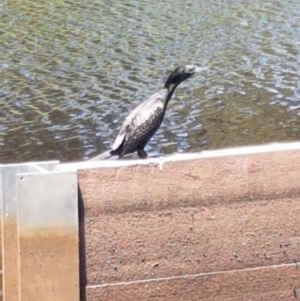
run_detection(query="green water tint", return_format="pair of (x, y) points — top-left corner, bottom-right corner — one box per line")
(1, 0), (300, 162)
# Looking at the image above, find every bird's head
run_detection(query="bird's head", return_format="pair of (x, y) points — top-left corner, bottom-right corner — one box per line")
(164, 64), (208, 91)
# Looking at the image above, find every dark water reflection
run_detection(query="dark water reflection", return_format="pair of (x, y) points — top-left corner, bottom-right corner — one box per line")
(1, 0), (300, 163)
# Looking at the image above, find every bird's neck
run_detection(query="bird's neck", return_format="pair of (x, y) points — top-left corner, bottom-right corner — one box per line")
(163, 82), (179, 108)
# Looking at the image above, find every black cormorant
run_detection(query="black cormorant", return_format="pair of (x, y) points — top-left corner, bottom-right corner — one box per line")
(88, 64), (208, 161)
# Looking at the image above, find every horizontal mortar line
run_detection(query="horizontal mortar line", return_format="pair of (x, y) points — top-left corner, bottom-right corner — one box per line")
(86, 262), (299, 289)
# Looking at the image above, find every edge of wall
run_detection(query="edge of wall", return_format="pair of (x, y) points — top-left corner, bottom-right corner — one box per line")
(57, 141), (300, 171)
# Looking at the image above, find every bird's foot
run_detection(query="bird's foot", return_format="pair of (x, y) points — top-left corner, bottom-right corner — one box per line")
(137, 149), (148, 159)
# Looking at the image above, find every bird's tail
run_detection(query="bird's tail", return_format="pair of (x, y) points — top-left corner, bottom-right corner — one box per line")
(87, 150), (114, 161)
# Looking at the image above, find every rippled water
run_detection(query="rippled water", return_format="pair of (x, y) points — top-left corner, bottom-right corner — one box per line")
(1, 0), (300, 163)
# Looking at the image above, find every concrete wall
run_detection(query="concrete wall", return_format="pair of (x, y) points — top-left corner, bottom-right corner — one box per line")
(2, 141), (300, 300)
(61, 141), (300, 301)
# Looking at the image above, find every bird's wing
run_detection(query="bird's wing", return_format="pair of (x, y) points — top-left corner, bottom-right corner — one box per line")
(111, 90), (166, 151)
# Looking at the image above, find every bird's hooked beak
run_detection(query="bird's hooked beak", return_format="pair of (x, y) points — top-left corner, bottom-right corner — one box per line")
(193, 65), (209, 73)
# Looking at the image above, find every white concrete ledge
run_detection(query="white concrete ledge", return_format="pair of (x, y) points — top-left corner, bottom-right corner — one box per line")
(56, 141), (300, 172)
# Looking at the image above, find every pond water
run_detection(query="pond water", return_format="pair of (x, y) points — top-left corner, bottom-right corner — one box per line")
(1, 0), (300, 163)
